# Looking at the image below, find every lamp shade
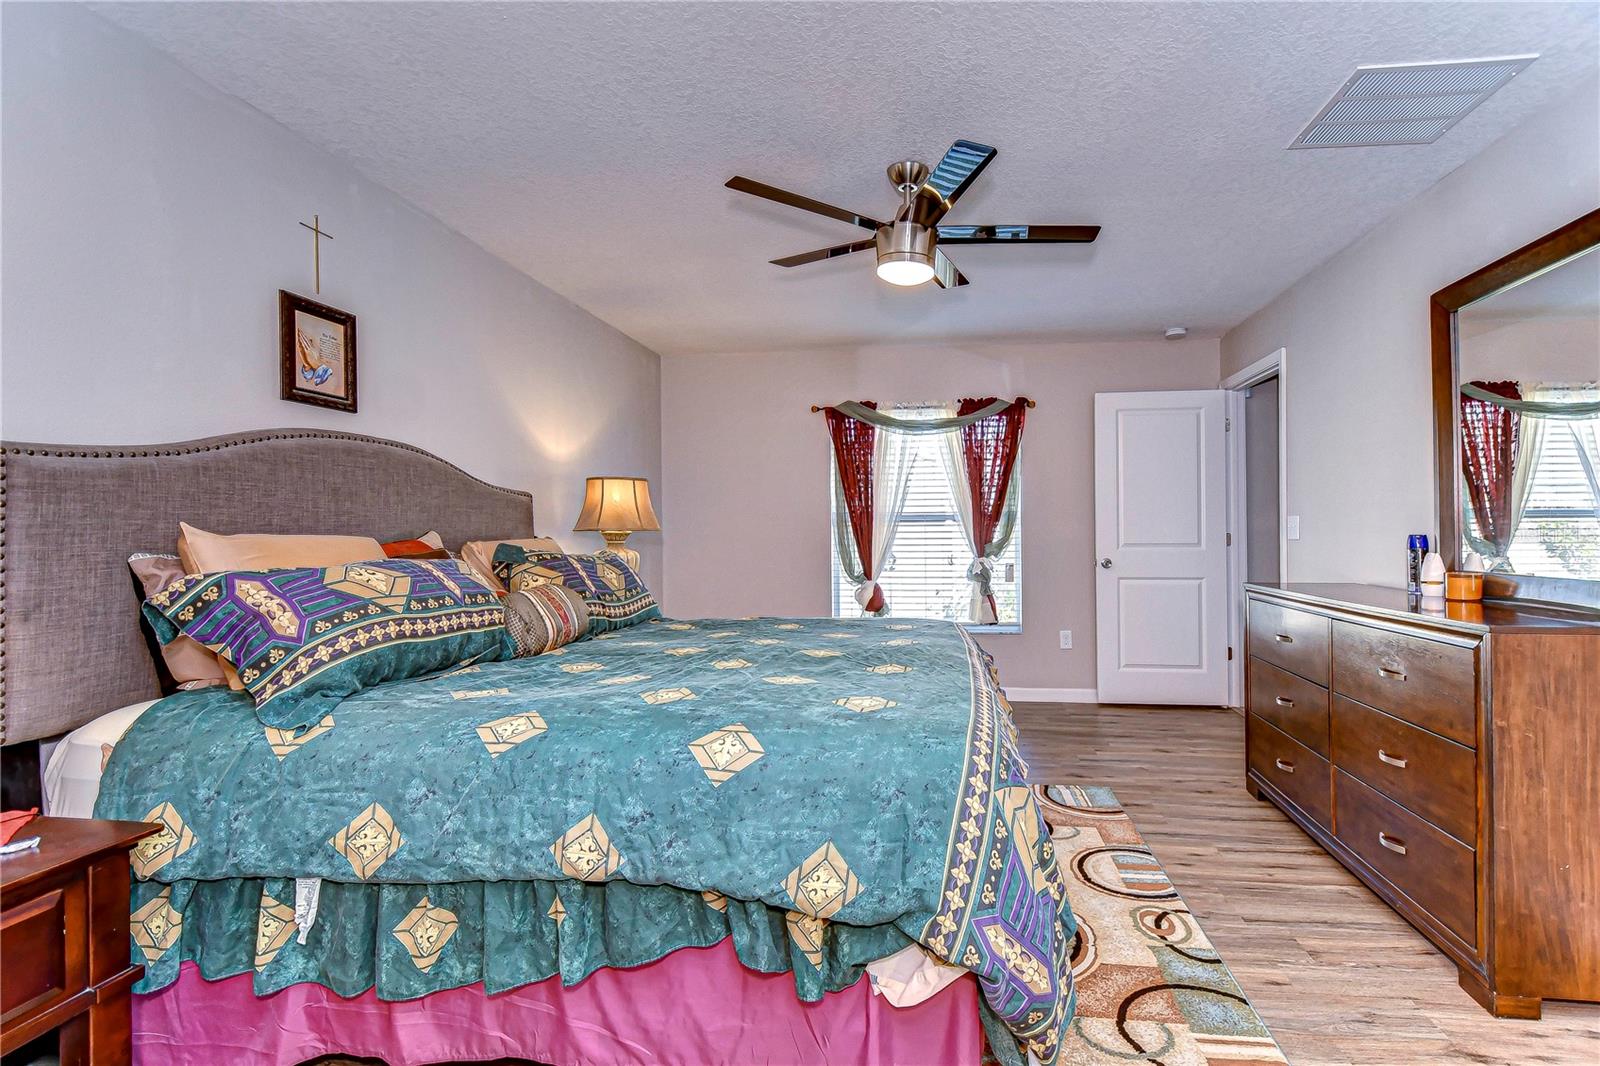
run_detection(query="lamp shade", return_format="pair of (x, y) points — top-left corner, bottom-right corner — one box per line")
(572, 477), (660, 533)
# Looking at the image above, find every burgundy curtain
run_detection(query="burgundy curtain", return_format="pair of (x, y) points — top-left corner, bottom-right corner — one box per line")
(825, 402), (885, 613)
(1459, 380), (1520, 555)
(958, 397), (1028, 620)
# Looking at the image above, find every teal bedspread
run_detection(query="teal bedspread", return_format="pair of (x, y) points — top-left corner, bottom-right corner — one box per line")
(97, 616), (1077, 1063)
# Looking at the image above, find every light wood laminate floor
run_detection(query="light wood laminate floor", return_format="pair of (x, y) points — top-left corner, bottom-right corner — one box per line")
(1011, 702), (1598, 1066)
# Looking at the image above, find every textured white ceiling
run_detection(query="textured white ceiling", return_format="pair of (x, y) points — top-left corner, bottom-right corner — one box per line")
(91, 1), (1600, 357)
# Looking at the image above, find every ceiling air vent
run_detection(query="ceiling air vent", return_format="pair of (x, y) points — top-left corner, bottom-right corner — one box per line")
(1289, 56), (1537, 149)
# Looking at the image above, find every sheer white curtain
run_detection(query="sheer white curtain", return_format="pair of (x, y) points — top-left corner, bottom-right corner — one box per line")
(1552, 385), (1600, 520)
(934, 405), (996, 623)
(1576, 420), (1600, 520)
(855, 423), (917, 612)
(1505, 387), (1548, 567)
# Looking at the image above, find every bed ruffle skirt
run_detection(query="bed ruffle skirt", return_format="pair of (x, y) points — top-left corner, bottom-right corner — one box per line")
(130, 874), (921, 1002)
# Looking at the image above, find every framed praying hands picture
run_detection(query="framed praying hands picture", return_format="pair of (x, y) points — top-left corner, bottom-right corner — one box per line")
(279, 290), (357, 412)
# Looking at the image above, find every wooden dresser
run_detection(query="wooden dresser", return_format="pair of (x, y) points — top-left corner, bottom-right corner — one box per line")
(1243, 583), (1600, 1019)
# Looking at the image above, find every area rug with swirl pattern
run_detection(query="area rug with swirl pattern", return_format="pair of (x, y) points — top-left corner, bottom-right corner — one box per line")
(1042, 784), (1288, 1065)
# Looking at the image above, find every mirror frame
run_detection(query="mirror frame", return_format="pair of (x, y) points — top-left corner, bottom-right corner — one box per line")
(1431, 207), (1600, 610)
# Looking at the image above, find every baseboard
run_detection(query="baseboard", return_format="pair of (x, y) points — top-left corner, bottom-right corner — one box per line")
(1003, 687), (1099, 704)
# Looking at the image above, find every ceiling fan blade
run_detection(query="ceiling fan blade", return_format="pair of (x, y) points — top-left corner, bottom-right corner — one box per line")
(770, 239), (876, 267)
(926, 140), (997, 207)
(932, 250), (969, 288)
(726, 176), (884, 232)
(936, 224), (1101, 243)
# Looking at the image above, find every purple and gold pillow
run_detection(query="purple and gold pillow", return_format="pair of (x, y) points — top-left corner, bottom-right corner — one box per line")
(141, 558), (512, 727)
(492, 545), (660, 635)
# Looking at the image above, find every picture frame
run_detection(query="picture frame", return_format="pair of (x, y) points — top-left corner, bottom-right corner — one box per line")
(280, 290), (357, 412)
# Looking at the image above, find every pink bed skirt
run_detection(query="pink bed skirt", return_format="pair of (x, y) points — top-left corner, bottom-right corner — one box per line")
(133, 942), (983, 1066)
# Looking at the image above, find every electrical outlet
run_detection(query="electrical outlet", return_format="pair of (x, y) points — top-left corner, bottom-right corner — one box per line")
(1059, 630), (1073, 650)
(1286, 515), (1301, 541)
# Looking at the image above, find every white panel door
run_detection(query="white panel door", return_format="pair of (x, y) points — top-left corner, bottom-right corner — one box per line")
(1094, 390), (1229, 705)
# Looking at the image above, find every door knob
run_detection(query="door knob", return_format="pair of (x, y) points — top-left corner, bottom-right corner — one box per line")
(1099, 558), (1113, 569)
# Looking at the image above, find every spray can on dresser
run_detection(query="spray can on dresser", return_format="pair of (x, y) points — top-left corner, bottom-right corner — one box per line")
(1406, 534), (1429, 594)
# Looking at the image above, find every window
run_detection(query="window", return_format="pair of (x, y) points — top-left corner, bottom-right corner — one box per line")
(830, 410), (1021, 627)
(1465, 417), (1600, 579)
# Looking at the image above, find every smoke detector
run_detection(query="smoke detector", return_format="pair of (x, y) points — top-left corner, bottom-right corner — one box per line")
(1289, 56), (1537, 149)
(1164, 326), (1188, 340)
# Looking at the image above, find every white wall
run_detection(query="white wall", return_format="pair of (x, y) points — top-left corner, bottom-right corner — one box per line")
(1221, 78), (1600, 584)
(1458, 316), (1600, 383)
(0, 5), (664, 588)
(661, 338), (1221, 692)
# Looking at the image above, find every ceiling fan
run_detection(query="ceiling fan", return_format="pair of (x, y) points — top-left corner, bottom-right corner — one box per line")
(725, 139), (1100, 288)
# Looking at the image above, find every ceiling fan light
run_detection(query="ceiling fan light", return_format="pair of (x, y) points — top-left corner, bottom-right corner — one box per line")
(875, 222), (936, 286)
(877, 258), (936, 286)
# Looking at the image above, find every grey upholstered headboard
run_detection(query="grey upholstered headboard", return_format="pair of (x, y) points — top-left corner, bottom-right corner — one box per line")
(0, 429), (536, 745)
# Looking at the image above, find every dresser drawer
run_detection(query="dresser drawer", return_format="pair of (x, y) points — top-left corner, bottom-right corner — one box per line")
(1332, 621), (1477, 747)
(1331, 696), (1476, 844)
(0, 887), (71, 1023)
(1247, 658), (1330, 757)
(1248, 716), (1331, 830)
(1335, 770), (1476, 947)
(1248, 598), (1331, 685)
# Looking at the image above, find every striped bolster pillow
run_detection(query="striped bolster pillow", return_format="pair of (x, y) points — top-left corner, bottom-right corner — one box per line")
(505, 581), (590, 656)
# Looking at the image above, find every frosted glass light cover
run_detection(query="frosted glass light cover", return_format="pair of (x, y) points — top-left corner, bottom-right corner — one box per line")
(876, 260), (935, 286)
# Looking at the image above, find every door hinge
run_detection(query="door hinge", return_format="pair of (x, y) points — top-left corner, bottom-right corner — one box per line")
(1225, 417), (1231, 431)
(1226, 532), (1233, 546)
(1228, 646), (1234, 661)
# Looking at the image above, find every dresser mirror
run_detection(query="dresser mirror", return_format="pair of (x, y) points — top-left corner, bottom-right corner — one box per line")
(1432, 209), (1600, 609)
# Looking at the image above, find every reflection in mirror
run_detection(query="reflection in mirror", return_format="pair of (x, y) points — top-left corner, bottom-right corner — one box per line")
(1456, 247), (1600, 580)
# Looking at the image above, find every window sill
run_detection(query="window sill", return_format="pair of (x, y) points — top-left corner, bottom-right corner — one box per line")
(961, 624), (1021, 635)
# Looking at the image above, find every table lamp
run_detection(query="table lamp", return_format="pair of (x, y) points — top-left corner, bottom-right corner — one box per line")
(572, 476), (659, 570)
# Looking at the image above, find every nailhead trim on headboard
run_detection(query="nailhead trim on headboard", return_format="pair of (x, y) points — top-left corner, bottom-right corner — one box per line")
(0, 429), (529, 494)
(0, 428), (536, 744)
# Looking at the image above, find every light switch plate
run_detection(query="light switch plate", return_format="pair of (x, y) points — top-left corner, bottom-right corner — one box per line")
(1286, 515), (1301, 540)
(1059, 630), (1073, 650)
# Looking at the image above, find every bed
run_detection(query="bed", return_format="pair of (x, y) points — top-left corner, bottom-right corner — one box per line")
(1, 429), (1076, 1066)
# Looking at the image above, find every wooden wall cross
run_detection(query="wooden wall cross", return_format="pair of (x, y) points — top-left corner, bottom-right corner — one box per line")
(298, 214), (333, 293)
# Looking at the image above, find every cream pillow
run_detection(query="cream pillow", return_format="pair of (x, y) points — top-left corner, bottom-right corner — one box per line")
(460, 537), (563, 594)
(177, 522), (385, 574)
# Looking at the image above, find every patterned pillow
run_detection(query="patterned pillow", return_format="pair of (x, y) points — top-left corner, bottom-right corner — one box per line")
(492, 545), (660, 634)
(141, 558), (512, 727)
(461, 537), (565, 594)
(505, 582), (590, 656)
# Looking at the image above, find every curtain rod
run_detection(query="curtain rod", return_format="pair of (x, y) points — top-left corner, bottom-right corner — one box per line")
(809, 399), (1037, 412)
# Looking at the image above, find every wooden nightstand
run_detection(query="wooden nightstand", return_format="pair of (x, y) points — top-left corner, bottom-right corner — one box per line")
(1, 818), (158, 1066)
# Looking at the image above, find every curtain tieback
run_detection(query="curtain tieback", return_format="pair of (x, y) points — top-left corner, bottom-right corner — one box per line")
(966, 557), (995, 594)
(854, 578), (880, 609)
(965, 558), (999, 625)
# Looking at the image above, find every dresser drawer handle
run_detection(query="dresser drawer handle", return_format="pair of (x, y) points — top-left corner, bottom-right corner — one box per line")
(1377, 749), (1408, 769)
(1274, 633), (1294, 644)
(1378, 832), (1408, 855)
(1377, 666), (1407, 681)
(1274, 696), (1295, 708)
(1274, 758), (1295, 773)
